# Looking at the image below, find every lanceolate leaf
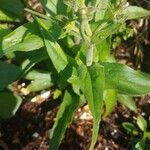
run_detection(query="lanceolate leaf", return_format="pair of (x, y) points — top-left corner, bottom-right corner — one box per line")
(124, 6), (150, 20)
(88, 64), (105, 150)
(50, 90), (80, 150)
(0, 92), (22, 118)
(37, 18), (68, 73)
(41, 31), (68, 73)
(79, 63), (105, 150)
(0, 61), (21, 91)
(0, 22), (44, 57)
(103, 63), (150, 95)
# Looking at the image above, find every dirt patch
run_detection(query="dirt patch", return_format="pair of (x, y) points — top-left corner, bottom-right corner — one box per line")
(0, 94), (149, 150)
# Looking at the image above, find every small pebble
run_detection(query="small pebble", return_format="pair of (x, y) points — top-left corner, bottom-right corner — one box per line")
(141, 112), (146, 116)
(74, 115), (78, 119)
(111, 129), (117, 136)
(79, 112), (93, 120)
(32, 132), (39, 138)
(21, 83), (26, 87)
(77, 108), (81, 113)
(104, 147), (109, 150)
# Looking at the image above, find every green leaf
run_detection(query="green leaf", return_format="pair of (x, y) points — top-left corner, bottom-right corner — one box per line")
(103, 62), (150, 95)
(0, 28), (11, 49)
(19, 49), (49, 75)
(118, 94), (137, 112)
(53, 89), (62, 99)
(68, 67), (80, 95)
(122, 122), (138, 133)
(137, 115), (147, 132)
(94, 0), (109, 21)
(79, 63), (105, 150)
(0, 0), (24, 22)
(1, 22), (44, 57)
(0, 92), (22, 118)
(124, 6), (150, 20)
(50, 90), (80, 150)
(25, 70), (53, 92)
(95, 37), (114, 62)
(36, 18), (62, 40)
(38, 0), (67, 16)
(104, 89), (117, 117)
(36, 17), (69, 73)
(63, 0), (79, 11)
(88, 64), (105, 150)
(78, 63), (88, 89)
(92, 21), (121, 43)
(0, 10), (17, 22)
(0, 61), (21, 91)
(42, 34), (68, 73)
(135, 139), (146, 150)
(0, 28), (11, 39)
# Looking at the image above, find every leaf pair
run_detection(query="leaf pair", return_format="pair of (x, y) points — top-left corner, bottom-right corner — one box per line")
(122, 115), (150, 150)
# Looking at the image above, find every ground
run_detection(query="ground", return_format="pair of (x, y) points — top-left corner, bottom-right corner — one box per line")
(0, 0), (150, 149)
(0, 93), (150, 149)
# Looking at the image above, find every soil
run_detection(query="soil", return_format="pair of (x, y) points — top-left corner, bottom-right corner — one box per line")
(0, 94), (150, 150)
(0, 0), (150, 150)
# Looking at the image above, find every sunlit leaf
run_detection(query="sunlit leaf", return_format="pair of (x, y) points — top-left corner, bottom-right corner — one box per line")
(79, 63), (105, 150)
(94, 0), (109, 21)
(92, 22), (120, 43)
(124, 6), (150, 20)
(25, 70), (53, 92)
(50, 90), (80, 149)
(36, 18), (62, 40)
(1, 22), (44, 57)
(103, 63), (150, 95)
(104, 89), (117, 117)
(137, 115), (147, 132)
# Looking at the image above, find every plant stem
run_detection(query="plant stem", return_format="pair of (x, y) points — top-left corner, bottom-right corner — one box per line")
(24, 8), (51, 20)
